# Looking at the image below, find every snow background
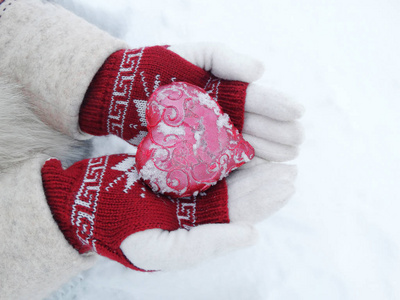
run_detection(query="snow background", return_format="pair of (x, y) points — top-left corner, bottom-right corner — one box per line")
(47, 0), (400, 299)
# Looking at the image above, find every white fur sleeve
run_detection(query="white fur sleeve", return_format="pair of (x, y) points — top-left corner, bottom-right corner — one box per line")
(0, 155), (97, 300)
(0, 0), (128, 139)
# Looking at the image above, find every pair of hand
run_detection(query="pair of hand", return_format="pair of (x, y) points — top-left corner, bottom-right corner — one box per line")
(42, 43), (304, 271)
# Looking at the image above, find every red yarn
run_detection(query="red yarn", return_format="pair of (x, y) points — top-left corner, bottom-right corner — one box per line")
(79, 46), (248, 145)
(41, 154), (229, 271)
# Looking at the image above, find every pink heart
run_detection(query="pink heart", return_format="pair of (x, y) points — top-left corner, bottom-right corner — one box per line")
(136, 82), (254, 197)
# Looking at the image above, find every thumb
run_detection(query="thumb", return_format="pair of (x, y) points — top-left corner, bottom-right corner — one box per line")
(120, 223), (258, 271)
(41, 158), (64, 177)
(169, 43), (265, 82)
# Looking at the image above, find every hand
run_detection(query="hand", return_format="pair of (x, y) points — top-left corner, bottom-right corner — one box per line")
(42, 154), (296, 271)
(121, 158), (297, 271)
(42, 154), (231, 271)
(79, 43), (304, 162)
(72, 43), (304, 271)
(169, 43), (304, 161)
(119, 45), (303, 270)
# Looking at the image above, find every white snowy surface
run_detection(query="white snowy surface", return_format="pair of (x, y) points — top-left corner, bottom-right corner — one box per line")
(49, 0), (400, 299)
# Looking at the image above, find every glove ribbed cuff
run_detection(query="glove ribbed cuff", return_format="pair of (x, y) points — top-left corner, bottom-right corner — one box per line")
(41, 159), (91, 253)
(79, 51), (123, 137)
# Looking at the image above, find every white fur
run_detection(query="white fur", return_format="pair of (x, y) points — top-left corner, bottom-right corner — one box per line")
(0, 71), (96, 300)
(0, 0), (127, 140)
(0, 78), (90, 170)
(0, 1), (129, 297)
(0, 155), (97, 300)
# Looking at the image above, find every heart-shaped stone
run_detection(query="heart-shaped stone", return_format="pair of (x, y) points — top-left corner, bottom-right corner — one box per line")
(136, 82), (254, 198)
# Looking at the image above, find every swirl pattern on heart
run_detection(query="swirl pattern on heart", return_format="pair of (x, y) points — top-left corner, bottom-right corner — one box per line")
(136, 82), (254, 197)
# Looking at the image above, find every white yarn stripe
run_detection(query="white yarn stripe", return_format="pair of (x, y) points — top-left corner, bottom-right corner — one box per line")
(153, 74), (161, 92)
(133, 99), (147, 127)
(214, 79), (221, 101)
(204, 78), (221, 102)
(71, 156), (109, 249)
(128, 130), (148, 145)
(175, 197), (197, 230)
(107, 48), (144, 137)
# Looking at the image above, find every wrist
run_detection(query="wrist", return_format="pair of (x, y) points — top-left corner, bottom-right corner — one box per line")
(41, 158), (93, 253)
(79, 50), (125, 137)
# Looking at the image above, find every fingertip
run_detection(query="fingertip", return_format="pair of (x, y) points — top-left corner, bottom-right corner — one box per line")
(213, 47), (265, 83)
(245, 84), (305, 121)
(295, 121), (306, 145)
(250, 59), (265, 82)
(42, 158), (63, 171)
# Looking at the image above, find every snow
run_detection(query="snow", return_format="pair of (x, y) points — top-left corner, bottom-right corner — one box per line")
(139, 158), (181, 195)
(156, 122), (185, 136)
(48, 0), (400, 299)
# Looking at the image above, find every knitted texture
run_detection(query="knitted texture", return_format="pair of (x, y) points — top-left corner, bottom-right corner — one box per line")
(41, 154), (229, 271)
(79, 46), (248, 145)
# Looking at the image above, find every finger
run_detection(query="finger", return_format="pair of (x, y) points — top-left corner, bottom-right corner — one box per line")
(41, 158), (64, 173)
(226, 162), (297, 224)
(243, 134), (300, 162)
(229, 162), (298, 183)
(120, 223), (258, 271)
(169, 43), (264, 82)
(227, 163), (296, 224)
(228, 180), (295, 224)
(238, 156), (270, 170)
(245, 83), (305, 121)
(243, 112), (305, 146)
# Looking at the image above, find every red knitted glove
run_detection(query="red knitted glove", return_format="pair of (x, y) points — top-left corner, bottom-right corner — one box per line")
(79, 45), (248, 145)
(41, 154), (229, 271)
